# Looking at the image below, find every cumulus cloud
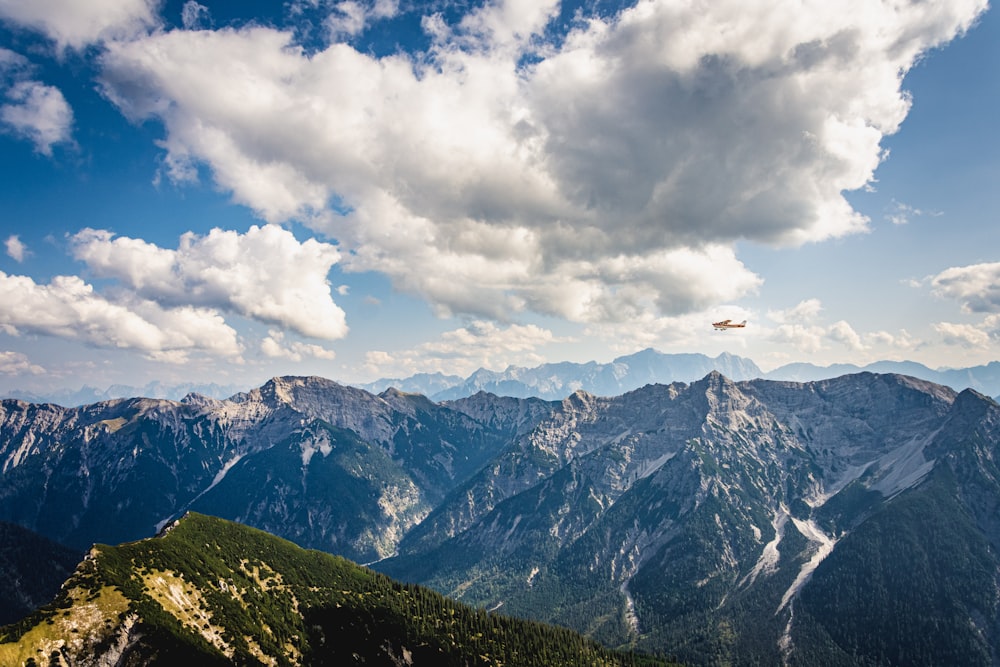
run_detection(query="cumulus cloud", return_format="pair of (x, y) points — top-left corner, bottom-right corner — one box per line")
(70, 224), (348, 340)
(865, 329), (917, 351)
(767, 300), (868, 354)
(0, 48), (74, 155)
(0, 271), (241, 360)
(261, 329), (336, 361)
(5, 235), (27, 262)
(933, 321), (992, 348)
(181, 1), (210, 31)
(0, 0), (159, 50)
(929, 262), (1000, 313)
(95, 0), (986, 325)
(0, 350), (45, 375)
(326, 2), (367, 37)
(364, 320), (567, 377)
(770, 323), (827, 354)
(768, 299), (823, 324)
(828, 320), (865, 352)
(1, 80), (74, 155)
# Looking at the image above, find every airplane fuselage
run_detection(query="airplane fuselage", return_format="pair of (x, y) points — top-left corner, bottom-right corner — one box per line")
(712, 320), (746, 330)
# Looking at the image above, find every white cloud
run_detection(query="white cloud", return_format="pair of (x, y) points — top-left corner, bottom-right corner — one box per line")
(0, 0), (159, 50)
(4, 235), (27, 262)
(885, 200), (938, 226)
(768, 299), (823, 324)
(261, 330), (336, 362)
(372, 0), (398, 20)
(181, 1), (210, 30)
(767, 301), (867, 353)
(0, 48), (74, 157)
(364, 320), (567, 378)
(70, 224), (348, 340)
(454, 0), (560, 52)
(326, 2), (367, 38)
(929, 262), (1000, 313)
(95, 0), (987, 325)
(0, 350), (45, 375)
(0, 271), (241, 360)
(770, 323), (827, 354)
(933, 321), (992, 348)
(323, 0), (400, 39)
(828, 320), (865, 352)
(865, 329), (917, 351)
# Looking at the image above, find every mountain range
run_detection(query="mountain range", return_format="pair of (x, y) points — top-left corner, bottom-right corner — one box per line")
(1, 371), (999, 665)
(6, 349), (1000, 407)
(0, 380), (247, 408)
(361, 350), (1000, 402)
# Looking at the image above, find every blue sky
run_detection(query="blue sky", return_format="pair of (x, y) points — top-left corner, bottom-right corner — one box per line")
(0, 0), (997, 395)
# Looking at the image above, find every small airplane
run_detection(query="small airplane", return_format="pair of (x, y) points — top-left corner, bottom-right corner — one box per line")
(712, 319), (747, 331)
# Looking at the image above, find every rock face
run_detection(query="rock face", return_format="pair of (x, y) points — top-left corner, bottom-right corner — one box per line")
(2, 371), (1000, 666)
(380, 372), (1000, 665)
(0, 376), (528, 563)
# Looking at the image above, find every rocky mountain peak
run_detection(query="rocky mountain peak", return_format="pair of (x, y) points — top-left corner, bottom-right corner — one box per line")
(562, 388), (598, 409)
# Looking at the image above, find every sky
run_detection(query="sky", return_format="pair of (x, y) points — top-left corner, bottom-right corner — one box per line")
(0, 0), (998, 395)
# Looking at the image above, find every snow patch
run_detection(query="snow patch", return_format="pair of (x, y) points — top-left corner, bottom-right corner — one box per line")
(527, 566), (539, 587)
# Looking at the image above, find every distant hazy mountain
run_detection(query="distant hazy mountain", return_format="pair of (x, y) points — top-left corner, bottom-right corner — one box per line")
(363, 350), (1000, 401)
(1, 380), (248, 407)
(765, 359), (1000, 396)
(367, 349), (764, 401)
(0, 513), (671, 666)
(358, 371), (465, 397)
(2, 372), (999, 665)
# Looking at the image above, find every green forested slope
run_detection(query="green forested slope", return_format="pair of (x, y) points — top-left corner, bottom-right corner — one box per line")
(0, 513), (673, 667)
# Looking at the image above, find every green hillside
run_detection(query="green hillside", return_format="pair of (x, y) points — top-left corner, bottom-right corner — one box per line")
(0, 513), (673, 666)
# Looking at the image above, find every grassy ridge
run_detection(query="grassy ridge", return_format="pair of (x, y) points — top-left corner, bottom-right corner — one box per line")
(1, 513), (674, 666)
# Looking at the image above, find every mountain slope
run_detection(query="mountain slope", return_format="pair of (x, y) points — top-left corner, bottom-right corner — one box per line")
(0, 522), (81, 626)
(0, 377), (538, 560)
(378, 374), (1000, 665)
(0, 513), (673, 667)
